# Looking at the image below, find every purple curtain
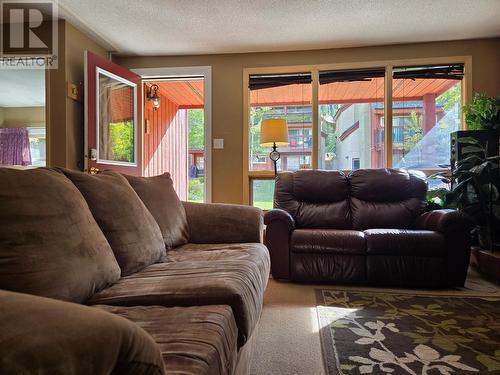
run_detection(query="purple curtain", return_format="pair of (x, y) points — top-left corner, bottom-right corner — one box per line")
(0, 128), (32, 166)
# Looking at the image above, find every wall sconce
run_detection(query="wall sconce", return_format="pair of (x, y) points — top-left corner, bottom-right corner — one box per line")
(146, 84), (160, 111)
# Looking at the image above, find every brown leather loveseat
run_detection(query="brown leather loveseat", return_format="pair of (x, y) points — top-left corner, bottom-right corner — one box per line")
(264, 168), (471, 288)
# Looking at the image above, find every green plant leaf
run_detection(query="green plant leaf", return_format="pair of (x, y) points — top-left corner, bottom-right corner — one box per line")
(457, 136), (481, 145)
(462, 145), (486, 154)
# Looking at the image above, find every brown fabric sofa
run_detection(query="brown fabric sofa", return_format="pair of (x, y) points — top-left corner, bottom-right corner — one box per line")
(0, 168), (269, 375)
(265, 169), (471, 288)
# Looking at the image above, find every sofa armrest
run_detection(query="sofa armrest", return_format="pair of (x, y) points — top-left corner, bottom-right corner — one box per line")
(182, 201), (263, 244)
(264, 208), (296, 230)
(0, 290), (165, 375)
(415, 209), (472, 287)
(415, 209), (473, 234)
(264, 209), (295, 280)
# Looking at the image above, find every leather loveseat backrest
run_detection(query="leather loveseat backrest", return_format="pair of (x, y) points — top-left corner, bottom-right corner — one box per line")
(348, 168), (427, 230)
(274, 168), (427, 230)
(274, 170), (352, 228)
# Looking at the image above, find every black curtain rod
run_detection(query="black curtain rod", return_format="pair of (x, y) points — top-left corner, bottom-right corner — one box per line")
(249, 73), (312, 90)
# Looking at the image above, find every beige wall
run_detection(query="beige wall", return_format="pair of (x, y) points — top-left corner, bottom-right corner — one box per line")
(115, 38), (500, 204)
(0, 107), (45, 127)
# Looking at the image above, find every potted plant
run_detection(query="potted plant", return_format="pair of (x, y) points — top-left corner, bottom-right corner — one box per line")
(429, 137), (500, 250)
(462, 94), (500, 135)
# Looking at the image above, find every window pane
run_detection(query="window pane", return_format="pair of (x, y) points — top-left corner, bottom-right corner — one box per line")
(318, 72), (385, 170)
(392, 67), (462, 170)
(249, 81), (312, 172)
(251, 179), (275, 210)
(98, 71), (136, 164)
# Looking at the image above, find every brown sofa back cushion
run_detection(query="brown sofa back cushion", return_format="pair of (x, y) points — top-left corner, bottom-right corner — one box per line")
(275, 170), (351, 229)
(61, 169), (165, 276)
(123, 173), (188, 248)
(274, 168), (427, 230)
(349, 169), (427, 230)
(0, 168), (120, 303)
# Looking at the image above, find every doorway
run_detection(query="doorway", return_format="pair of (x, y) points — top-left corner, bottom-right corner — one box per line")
(85, 55), (211, 201)
(143, 77), (205, 201)
(0, 69), (46, 168)
(136, 67), (211, 202)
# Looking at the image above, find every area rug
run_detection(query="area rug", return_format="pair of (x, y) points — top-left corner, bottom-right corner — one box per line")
(316, 289), (500, 374)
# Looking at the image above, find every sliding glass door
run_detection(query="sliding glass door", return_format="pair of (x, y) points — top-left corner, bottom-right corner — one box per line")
(245, 60), (467, 207)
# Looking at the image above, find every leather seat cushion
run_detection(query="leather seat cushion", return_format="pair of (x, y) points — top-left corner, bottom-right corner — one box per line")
(291, 229), (366, 254)
(364, 229), (446, 256)
(291, 252), (366, 284)
(98, 304), (237, 375)
(88, 243), (270, 348)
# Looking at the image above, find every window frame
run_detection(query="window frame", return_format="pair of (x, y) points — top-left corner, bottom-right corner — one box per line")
(243, 56), (472, 205)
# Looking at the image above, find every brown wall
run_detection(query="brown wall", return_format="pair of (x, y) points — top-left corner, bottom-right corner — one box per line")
(64, 22), (108, 169)
(48, 20), (108, 169)
(115, 38), (500, 204)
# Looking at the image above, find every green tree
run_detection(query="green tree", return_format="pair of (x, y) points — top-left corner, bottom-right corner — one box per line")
(109, 121), (134, 162)
(403, 111), (423, 153)
(319, 104), (340, 154)
(436, 83), (461, 112)
(188, 109), (204, 150)
(250, 107), (271, 158)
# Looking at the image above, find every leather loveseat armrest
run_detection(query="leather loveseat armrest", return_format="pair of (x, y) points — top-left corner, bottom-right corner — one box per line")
(0, 290), (165, 375)
(415, 209), (473, 287)
(182, 201), (264, 244)
(264, 209), (295, 280)
(414, 209), (473, 234)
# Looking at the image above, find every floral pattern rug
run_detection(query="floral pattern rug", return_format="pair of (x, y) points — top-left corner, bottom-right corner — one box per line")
(316, 289), (500, 374)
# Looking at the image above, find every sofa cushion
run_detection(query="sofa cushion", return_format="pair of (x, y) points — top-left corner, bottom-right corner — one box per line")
(0, 168), (120, 303)
(61, 169), (165, 276)
(98, 304), (238, 375)
(123, 173), (189, 248)
(364, 229), (446, 256)
(291, 229), (366, 254)
(0, 290), (165, 375)
(275, 170), (352, 229)
(349, 169), (427, 230)
(88, 243), (270, 347)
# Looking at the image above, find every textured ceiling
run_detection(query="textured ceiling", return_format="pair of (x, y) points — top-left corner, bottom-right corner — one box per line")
(0, 70), (45, 107)
(58, 0), (500, 56)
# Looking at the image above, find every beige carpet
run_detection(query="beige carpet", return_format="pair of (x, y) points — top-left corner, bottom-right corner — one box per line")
(250, 269), (499, 375)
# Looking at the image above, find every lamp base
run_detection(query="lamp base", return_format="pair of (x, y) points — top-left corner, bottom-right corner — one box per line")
(269, 142), (280, 176)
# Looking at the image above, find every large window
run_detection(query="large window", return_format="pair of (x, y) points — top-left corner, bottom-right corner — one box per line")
(245, 62), (466, 207)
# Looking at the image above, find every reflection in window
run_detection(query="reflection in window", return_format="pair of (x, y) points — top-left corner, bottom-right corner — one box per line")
(98, 70), (136, 164)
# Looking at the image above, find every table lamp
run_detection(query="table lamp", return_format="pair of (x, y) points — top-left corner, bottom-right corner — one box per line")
(260, 118), (289, 176)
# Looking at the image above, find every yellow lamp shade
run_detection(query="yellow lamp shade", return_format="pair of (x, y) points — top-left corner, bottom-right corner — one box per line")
(260, 118), (289, 146)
